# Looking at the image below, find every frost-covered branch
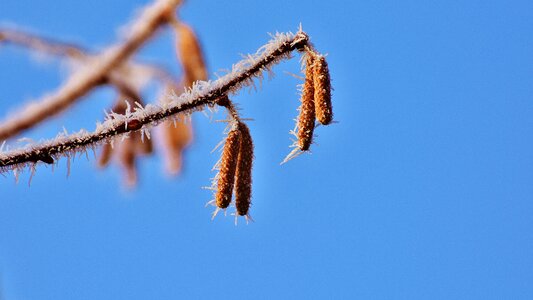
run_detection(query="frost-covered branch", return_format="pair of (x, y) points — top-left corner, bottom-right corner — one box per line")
(0, 31), (310, 171)
(0, 0), (181, 141)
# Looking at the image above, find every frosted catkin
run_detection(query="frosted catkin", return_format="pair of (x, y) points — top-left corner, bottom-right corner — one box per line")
(176, 23), (207, 87)
(215, 126), (241, 209)
(234, 122), (253, 216)
(297, 55), (316, 151)
(313, 55), (332, 125)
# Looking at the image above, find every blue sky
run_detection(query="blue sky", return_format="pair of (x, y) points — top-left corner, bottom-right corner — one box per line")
(0, 0), (532, 299)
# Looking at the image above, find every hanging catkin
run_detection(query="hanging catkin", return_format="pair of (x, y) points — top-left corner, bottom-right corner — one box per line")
(297, 54), (316, 151)
(234, 122), (253, 216)
(215, 125), (241, 209)
(313, 55), (332, 125)
(98, 142), (112, 167)
(176, 23), (207, 88)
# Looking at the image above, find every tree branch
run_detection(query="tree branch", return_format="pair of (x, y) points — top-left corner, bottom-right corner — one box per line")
(0, 31), (310, 171)
(0, 28), (86, 59)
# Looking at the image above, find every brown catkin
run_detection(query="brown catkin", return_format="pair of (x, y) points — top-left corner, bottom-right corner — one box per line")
(234, 122), (253, 216)
(176, 23), (207, 88)
(98, 142), (112, 167)
(137, 131), (154, 155)
(159, 84), (193, 175)
(215, 126), (241, 209)
(120, 136), (137, 187)
(163, 118), (192, 174)
(297, 55), (316, 151)
(313, 55), (333, 125)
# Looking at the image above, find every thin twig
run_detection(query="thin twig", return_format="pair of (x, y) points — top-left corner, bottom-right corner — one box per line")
(0, 31), (310, 171)
(0, 28), (86, 59)
(0, 0), (181, 141)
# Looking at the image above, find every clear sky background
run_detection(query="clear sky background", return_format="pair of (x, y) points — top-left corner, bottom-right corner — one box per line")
(0, 0), (532, 299)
